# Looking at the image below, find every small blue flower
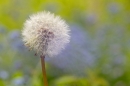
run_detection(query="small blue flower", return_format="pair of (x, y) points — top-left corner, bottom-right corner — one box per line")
(108, 3), (121, 14)
(9, 30), (20, 40)
(0, 70), (9, 80)
(9, 30), (26, 52)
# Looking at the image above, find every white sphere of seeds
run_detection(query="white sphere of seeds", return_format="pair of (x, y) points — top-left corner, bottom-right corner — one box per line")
(22, 11), (70, 57)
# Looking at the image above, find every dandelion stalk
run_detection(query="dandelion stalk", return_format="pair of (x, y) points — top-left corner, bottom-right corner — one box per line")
(40, 55), (48, 86)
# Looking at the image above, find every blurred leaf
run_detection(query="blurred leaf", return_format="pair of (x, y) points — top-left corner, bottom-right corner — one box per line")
(54, 75), (77, 85)
(87, 70), (109, 86)
(0, 79), (5, 86)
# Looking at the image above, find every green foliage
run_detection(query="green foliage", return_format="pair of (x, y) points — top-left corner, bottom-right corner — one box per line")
(0, 0), (87, 30)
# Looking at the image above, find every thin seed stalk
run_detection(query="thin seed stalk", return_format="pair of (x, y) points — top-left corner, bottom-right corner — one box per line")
(40, 55), (48, 86)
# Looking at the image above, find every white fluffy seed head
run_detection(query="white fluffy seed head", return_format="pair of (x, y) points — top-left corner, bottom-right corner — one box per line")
(22, 11), (70, 57)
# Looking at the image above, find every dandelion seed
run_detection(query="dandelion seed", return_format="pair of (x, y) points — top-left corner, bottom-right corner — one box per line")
(22, 11), (70, 57)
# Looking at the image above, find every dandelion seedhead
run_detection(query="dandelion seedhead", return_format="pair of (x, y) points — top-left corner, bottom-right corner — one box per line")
(22, 11), (70, 57)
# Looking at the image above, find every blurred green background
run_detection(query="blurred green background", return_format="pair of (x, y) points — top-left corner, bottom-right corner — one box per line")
(0, 0), (130, 86)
